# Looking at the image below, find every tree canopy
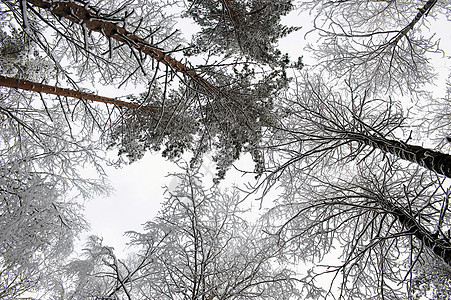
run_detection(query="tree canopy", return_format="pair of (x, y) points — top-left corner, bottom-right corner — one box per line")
(1, 0), (451, 299)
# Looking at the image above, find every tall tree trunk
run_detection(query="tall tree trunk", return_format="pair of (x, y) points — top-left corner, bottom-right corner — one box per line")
(25, 0), (217, 94)
(381, 197), (451, 267)
(391, 0), (437, 44)
(346, 132), (451, 179)
(221, 0), (240, 26)
(0, 75), (156, 112)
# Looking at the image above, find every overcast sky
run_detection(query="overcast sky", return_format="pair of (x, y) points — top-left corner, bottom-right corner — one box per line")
(73, 7), (312, 258)
(77, 5), (451, 260)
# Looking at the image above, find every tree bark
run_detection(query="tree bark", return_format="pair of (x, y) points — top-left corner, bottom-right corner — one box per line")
(221, 0), (240, 26)
(0, 75), (156, 112)
(382, 198), (451, 267)
(346, 132), (451, 179)
(391, 0), (437, 44)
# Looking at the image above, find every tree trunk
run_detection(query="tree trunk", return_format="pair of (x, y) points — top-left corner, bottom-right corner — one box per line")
(391, 0), (437, 44)
(25, 0), (216, 94)
(0, 75), (156, 112)
(346, 132), (451, 179)
(221, 0), (240, 26)
(382, 197), (451, 267)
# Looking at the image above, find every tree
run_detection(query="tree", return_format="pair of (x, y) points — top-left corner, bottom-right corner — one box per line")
(298, 0), (447, 95)
(50, 166), (305, 299)
(0, 26), (107, 298)
(1, 0), (299, 297)
(17, 0), (182, 86)
(0, 166), (89, 299)
(254, 1), (451, 298)
(0, 74), (157, 110)
(262, 154), (451, 298)
(263, 74), (451, 180)
(3, 0), (451, 298)
(185, 0), (299, 66)
(260, 1), (451, 182)
(267, 1), (451, 176)
(1, 0), (298, 179)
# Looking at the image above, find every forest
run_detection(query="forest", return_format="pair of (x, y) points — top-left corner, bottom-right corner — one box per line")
(0, 0), (451, 299)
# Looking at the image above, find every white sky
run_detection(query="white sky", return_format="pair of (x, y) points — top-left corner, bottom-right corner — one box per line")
(77, 6), (451, 291)
(76, 7), (315, 257)
(80, 153), (176, 255)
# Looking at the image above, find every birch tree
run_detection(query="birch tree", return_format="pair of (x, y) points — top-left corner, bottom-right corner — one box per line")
(263, 154), (451, 298)
(50, 166), (305, 299)
(299, 0), (449, 95)
(0, 27), (106, 298)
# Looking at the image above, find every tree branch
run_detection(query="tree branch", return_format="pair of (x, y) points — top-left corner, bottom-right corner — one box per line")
(0, 75), (156, 112)
(346, 132), (451, 179)
(390, 0), (437, 44)
(26, 0), (217, 94)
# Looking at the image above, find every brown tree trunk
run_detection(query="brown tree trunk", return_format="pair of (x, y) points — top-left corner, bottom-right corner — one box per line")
(25, 0), (217, 94)
(221, 0), (240, 26)
(0, 75), (155, 112)
(346, 132), (451, 179)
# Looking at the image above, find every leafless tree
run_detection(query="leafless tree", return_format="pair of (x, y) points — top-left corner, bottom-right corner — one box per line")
(262, 153), (451, 298)
(251, 69), (451, 298)
(264, 74), (451, 181)
(51, 165), (307, 299)
(0, 22), (108, 298)
(299, 0), (449, 95)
